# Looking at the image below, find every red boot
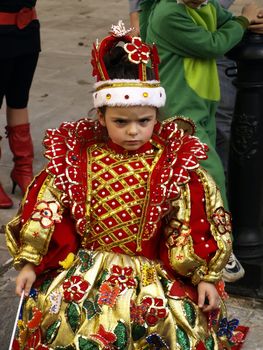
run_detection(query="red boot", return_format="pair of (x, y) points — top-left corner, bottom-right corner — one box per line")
(5, 123), (34, 195)
(0, 136), (13, 208)
(0, 183), (13, 209)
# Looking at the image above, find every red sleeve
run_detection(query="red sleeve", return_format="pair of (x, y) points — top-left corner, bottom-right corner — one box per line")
(18, 170), (80, 275)
(34, 213), (80, 275)
(21, 170), (50, 224)
(188, 172), (218, 261)
(159, 171), (218, 273)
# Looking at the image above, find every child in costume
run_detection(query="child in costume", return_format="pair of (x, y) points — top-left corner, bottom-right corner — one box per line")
(6, 21), (246, 349)
(139, 0), (262, 209)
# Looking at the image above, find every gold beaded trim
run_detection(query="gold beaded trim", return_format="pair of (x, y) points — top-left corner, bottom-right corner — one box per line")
(95, 82), (161, 91)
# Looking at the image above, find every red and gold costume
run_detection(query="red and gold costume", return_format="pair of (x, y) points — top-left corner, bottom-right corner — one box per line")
(6, 118), (244, 349)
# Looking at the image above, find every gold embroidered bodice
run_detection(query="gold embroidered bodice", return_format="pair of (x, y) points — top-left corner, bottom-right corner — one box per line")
(83, 141), (161, 255)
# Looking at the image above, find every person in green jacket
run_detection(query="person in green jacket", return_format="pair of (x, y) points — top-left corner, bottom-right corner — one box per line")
(140, 0), (262, 208)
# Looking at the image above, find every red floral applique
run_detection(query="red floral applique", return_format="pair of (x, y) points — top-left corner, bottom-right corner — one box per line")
(124, 37), (150, 64)
(106, 265), (137, 293)
(31, 200), (62, 228)
(63, 275), (89, 302)
(141, 296), (168, 326)
(211, 207), (232, 235)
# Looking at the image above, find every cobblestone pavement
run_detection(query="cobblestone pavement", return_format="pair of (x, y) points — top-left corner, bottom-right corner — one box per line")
(0, 0), (263, 348)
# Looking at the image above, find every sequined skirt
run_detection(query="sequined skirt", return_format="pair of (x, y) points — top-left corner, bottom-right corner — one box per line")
(15, 249), (235, 350)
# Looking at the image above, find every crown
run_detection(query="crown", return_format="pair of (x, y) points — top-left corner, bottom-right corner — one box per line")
(91, 20), (166, 108)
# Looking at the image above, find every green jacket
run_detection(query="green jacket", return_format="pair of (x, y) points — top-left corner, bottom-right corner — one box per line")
(140, 0), (248, 121)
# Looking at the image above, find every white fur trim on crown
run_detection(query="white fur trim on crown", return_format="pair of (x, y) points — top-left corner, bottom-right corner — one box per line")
(93, 79), (166, 108)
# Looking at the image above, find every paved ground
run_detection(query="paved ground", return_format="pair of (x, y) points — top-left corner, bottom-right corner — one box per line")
(0, 0), (263, 348)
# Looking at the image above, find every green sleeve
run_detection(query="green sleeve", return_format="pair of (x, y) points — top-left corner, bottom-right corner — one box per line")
(212, 0), (249, 29)
(212, 0), (233, 26)
(148, 0), (246, 59)
(139, 0), (158, 41)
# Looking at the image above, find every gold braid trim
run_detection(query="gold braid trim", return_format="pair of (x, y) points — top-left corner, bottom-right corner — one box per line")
(7, 175), (64, 269)
(197, 168), (232, 281)
(95, 81), (161, 91)
(5, 211), (22, 264)
(166, 168), (232, 285)
(167, 182), (207, 282)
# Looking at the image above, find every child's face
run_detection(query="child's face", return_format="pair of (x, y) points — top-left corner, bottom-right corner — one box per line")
(98, 105), (157, 151)
(181, 0), (206, 8)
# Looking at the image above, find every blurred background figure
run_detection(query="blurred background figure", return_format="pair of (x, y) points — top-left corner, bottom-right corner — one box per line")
(129, 0), (141, 35)
(0, 0), (41, 209)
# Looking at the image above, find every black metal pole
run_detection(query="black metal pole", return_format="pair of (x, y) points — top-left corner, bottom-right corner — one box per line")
(226, 31), (263, 297)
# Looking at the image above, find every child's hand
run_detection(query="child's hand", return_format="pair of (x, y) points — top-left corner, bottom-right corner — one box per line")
(197, 281), (221, 312)
(16, 263), (36, 297)
(248, 9), (263, 33)
(242, 2), (261, 24)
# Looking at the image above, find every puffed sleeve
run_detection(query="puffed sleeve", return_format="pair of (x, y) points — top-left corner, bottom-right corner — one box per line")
(5, 169), (79, 273)
(160, 168), (232, 285)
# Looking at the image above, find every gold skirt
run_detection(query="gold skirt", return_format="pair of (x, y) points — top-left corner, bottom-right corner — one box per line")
(16, 249), (234, 350)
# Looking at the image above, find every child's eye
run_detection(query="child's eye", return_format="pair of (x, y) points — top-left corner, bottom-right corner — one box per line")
(139, 118), (150, 125)
(114, 119), (127, 125)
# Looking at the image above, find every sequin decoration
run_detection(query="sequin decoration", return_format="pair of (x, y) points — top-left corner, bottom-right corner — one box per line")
(49, 290), (62, 314)
(97, 282), (120, 308)
(217, 317), (239, 339)
(90, 324), (117, 348)
(27, 307), (43, 331)
(146, 333), (169, 349)
(176, 326), (191, 350)
(29, 288), (38, 299)
(132, 324), (147, 341)
(141, 263), (156, 286)
(65, 302), (81, 333)
(54, 345), (76, 350)
(183, 300), (196, 328)
(83, 297), (102, 320)
(211, 207), (232, 235)
(130, 300), (147, 325)
(22, 328), (49, 350)
(205, 335), (215, 350)
(78, 249), (94, 272)
(113, 321), (128, 350)
(65, 265), (77, 280)
(39, 279), (53, 294)
(45, 318), (61, 344)
(78, 336), (99, 350)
